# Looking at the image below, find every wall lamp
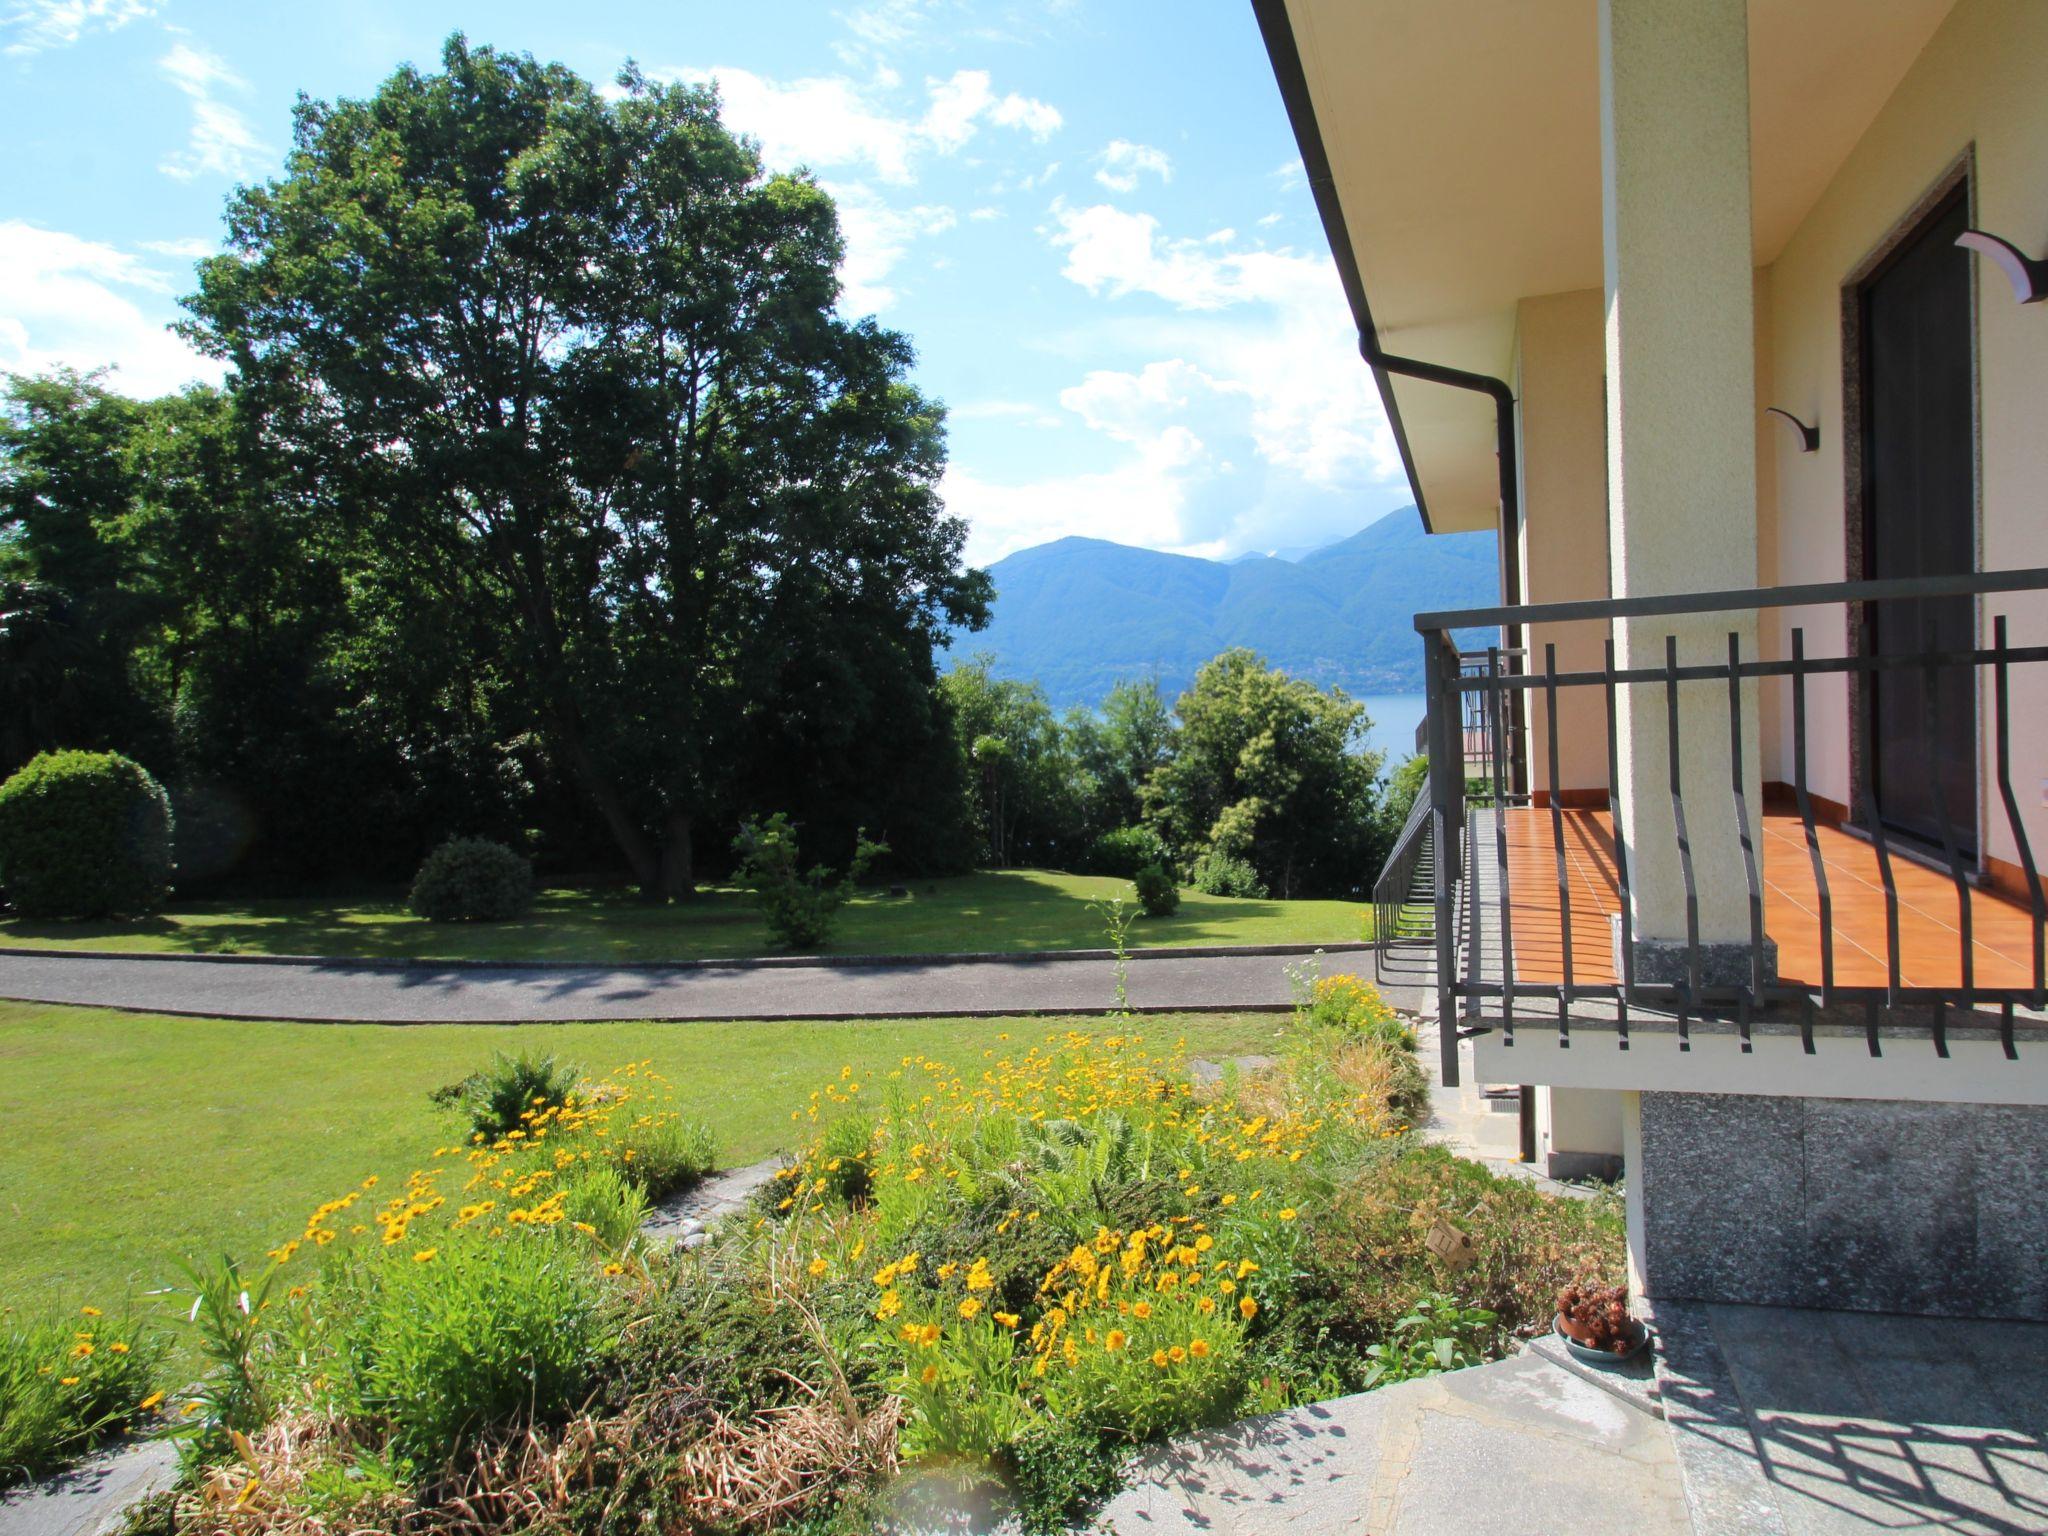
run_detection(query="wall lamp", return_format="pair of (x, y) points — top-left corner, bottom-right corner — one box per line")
(1955, 229), (2048, 304)
(1765, 407), (1819, 453)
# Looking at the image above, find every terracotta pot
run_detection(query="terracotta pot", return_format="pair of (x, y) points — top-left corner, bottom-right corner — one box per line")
(1554, 1312), (1649, 1367)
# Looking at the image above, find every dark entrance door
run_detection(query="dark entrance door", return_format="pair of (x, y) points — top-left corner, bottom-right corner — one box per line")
(1859, 184), (1977, 856)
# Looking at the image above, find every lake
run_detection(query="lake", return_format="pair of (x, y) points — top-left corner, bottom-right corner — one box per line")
(1359, 694), (1428, 762)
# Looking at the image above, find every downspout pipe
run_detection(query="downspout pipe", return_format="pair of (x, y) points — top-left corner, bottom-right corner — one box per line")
(1363, 338), (1529, 799)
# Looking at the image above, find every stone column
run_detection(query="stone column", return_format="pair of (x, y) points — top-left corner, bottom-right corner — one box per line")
(1599, 0), (1769, 973)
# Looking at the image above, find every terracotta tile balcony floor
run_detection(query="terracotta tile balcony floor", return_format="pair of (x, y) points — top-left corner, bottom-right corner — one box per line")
(1477, 808), (2042, 992)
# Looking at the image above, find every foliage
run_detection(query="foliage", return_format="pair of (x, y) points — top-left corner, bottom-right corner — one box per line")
(1087, 896), (1136, 1013)
(183, 38), (988, 898)
(610, 1114), (717, 1202)
(560, 1164), (651, 1251)
(1002, 1420), (1128, 1536)
(0, 750), (172, 919)
(1190, 850), (1266, 898)
(327, 1232), (606, 1466)
(0, 1306), (164, 1489)
(1359, 1295), (1498, 1388)
(731, 814), (885, 949)
(1131, 863), (1180, 918)
(167, 1254), (286, 1456)
(118, 1012), (1621, 1535)
(1087, 825), (1170, 879)
(1300, 1146), (1627, 1346)
(461, 1051), (581, 1141)
(1148, 650), (1386, 899)
(407, 838), (532, 923)
(942, 659), (1087, 868)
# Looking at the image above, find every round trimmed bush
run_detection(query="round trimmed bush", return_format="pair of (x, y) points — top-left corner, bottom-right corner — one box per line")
(408, 837), (532, 922)
(1191, 850), (1268, 898)
(1088, 825), (1170, 878)
(0, 750), (174, 919)
(1131, 861), (1180, 918)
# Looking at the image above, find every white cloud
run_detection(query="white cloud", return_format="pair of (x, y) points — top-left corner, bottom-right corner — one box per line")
(0, 221), (224, 396)
(139, 236), (216, 258)
(990, 91), (1061, 138)
(1093, 140), (1171, 194)
(828, 183), (955, 313)
(2, 0), (153, 57)
(157, 42), (268, 182)
(948, 205), (1406, 563)
(968, 206), (1003, 222)
(681, 64), (1059, 186)
(1271, 156), (1305, 190)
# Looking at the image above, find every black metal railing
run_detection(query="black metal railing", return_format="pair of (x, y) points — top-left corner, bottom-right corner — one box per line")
(1399, 567), (2048, 1086)
(1372, 771), (1435, 980)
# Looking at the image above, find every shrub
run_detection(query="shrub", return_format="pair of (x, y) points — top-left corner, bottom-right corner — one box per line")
(0, 750), (173, 919)
(1190, 850), (1266, 898)
(0, 1307), (164, 1488)
(407, 837), (531, 922)
(731, 813), (885, 949)
(562, 1164), (650, 1250)
(1131, 862), (1179, 918)
(462, 1050), (580, 1141)
(1003, 1422), (1127, 1536)
(1359, 1295), (1498, 1388)
(329, 1233), (605, 1466)
(1086, 826), (1169, 879)
(1306, 975), (1414, 1049)
(610, 1114), (716, 1201)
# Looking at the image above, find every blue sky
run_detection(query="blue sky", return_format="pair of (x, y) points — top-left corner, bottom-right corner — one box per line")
(0, 0), (1412, 564)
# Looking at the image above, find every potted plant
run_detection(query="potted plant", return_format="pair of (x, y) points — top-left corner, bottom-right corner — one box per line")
(1554, 1283), (1649, 1366)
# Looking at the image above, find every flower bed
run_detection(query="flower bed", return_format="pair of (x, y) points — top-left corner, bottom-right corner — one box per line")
(58, 984), (1622, 1535)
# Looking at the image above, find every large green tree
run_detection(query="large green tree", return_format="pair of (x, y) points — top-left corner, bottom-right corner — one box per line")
(1148, 649), (1384, 898)
(183, 38), (987, 896)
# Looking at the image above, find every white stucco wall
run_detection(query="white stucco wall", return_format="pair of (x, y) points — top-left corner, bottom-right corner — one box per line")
(1760, 0), (2048, 884)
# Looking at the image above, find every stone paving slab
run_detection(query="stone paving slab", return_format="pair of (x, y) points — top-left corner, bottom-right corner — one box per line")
(639, 1157), (781, 1246)
(1092, 1349), (1690, 1535)
(0, 1440), (176, 1536)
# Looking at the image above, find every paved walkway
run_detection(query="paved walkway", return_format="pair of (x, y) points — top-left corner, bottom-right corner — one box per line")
(0, 949), (1415, 1024)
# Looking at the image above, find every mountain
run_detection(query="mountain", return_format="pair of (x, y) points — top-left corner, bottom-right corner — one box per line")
(954, 508), (1499, 709)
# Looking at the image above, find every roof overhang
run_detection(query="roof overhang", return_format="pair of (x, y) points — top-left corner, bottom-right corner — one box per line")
(1255, 0), (1960, 535)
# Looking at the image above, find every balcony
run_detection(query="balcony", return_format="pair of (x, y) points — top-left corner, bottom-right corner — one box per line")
(1373, 569), (2048, 1085)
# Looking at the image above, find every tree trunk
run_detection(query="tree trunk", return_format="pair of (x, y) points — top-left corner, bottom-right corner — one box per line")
(657, 809), (695, 900)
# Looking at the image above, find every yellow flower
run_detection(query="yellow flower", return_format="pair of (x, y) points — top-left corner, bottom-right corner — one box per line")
(919, 1364), (940, 1386)
(59, 1376), (79, 1387)
(1150, 1348), (1170, 1369)
(995, 1312), (1021, 1329)
(965, 1258), (995, 1292)
(79, 1307), (101, 1318)
(1168, 1345), (1187, 1364)
(603, 1263), (624, 1276)
(412, 1249), (438, 1264)
(1104, 1329), (1128, 1351)
(1240, 1296), (1259, 1320)
(808, 1257), (829, 1278)
(876, 1290), (904, 1321)
(1197, 1296), (1217, 1316)
(958, 1298), (983, 1320)
(1190, 1338), (1212, 1358)
(109, 1342), (129, 1355)
(139, 1391), (166, 1411)
(1278, 1208), (1297, 1222)
(1132, 1301), (1153, 1321)
(918, 1323), (942, 1346)
(70, 1343), (93, 1359)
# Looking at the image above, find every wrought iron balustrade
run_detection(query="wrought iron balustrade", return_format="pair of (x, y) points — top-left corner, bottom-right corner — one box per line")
(1398, 567), (2048, 1086)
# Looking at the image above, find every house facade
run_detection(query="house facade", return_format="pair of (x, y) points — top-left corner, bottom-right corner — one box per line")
(1258, 0), (2048, 1318)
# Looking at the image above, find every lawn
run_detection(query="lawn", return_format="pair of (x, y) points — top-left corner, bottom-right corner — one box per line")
(0, 869), (1367, 964)
(0, 1000), (1298, 1336)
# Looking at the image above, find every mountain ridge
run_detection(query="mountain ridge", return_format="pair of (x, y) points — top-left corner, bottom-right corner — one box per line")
(952, 508), (1499, 709)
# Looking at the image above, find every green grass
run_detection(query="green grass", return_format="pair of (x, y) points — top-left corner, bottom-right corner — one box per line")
(0, 870), (1367, 964)
(0, 1001), (1300, 1349)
